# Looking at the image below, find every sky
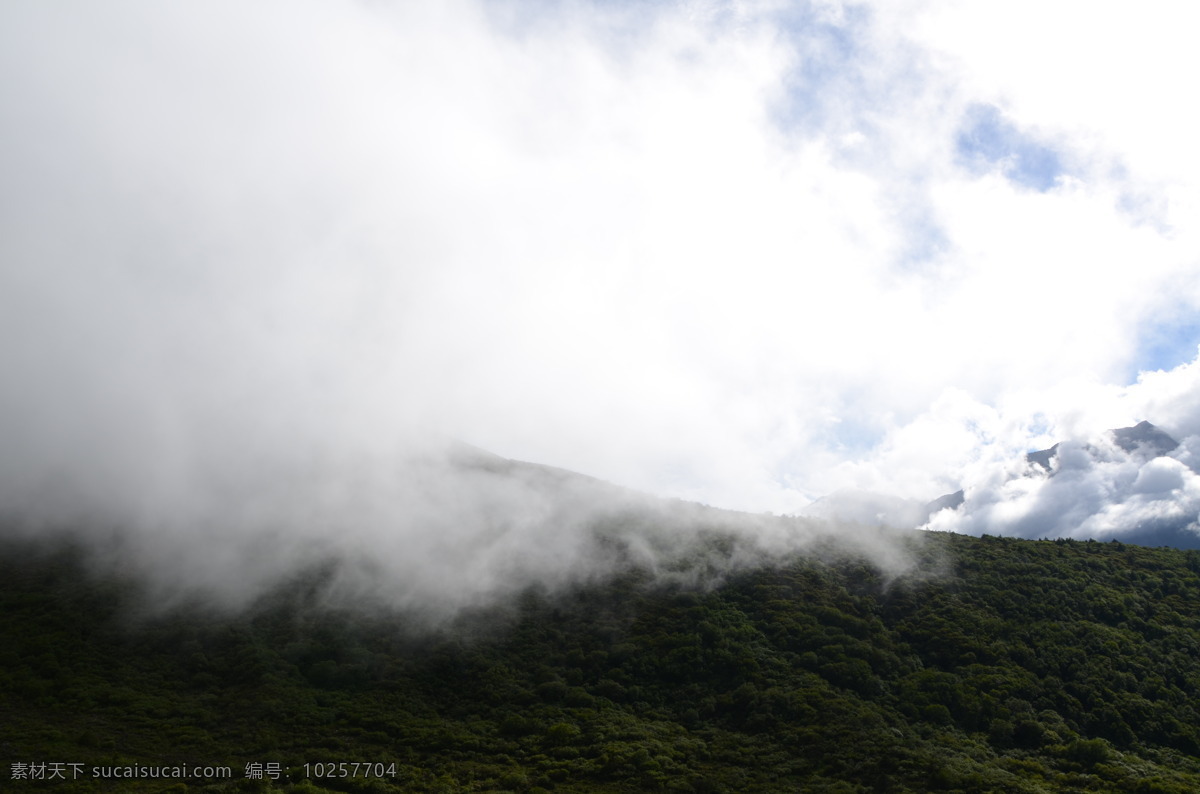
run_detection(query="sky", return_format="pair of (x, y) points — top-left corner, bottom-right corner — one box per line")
(4, 0), (1200, 577)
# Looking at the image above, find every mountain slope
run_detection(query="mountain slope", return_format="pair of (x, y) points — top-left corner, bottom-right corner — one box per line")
(3, 530), (1200, 792)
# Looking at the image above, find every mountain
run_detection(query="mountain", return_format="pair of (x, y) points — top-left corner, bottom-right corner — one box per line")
(1024, 443), (1061, 473)
(3, 530), (1200, 792)
(923, 488), (965, 517)
(1025, 421), (1180, 474)
(1112, 420), (1181, 456)
(924, 422), (1200, 549)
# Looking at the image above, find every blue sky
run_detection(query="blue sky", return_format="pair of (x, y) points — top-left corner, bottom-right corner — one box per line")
(1135, 318), (1200, 376)
(955, 104), (1065, 192)
(3, 0), (1200, 543)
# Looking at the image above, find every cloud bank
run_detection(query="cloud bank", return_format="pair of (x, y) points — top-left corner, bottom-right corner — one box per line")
(3, 0), (1200, 605)
(921, 365), (1200, 547)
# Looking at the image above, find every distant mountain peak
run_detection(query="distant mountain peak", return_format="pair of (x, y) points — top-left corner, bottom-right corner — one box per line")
(923, 421), (1187, 536)
(1024, 421), (1179, 473)
(1110, 420), (1179, 457)
(1025, 443), (1061, 473)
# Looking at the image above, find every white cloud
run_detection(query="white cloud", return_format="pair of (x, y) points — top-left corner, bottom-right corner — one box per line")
(3, 0), (1200, 591)
(919, 359), (1200, 545)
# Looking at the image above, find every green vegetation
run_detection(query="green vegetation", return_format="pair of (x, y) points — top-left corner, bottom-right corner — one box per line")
(3, 531), (1200, 792)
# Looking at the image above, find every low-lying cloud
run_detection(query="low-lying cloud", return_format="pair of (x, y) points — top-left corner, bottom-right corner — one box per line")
(916, 363), (1200, 546)
(3, 0), (1200, 610)
(928, 434), (1200, 547)
(3, 438), (923, 619)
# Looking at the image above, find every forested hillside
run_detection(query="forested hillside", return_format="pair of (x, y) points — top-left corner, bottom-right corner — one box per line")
(3, 531), (1200, 792)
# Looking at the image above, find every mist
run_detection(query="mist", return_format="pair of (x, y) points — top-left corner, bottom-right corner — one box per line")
(4, 1), (1200, 613)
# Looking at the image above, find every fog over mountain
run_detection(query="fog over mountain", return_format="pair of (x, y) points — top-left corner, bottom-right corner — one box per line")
(5, 1), (1200, 602)
(1, 434), (924, 620)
